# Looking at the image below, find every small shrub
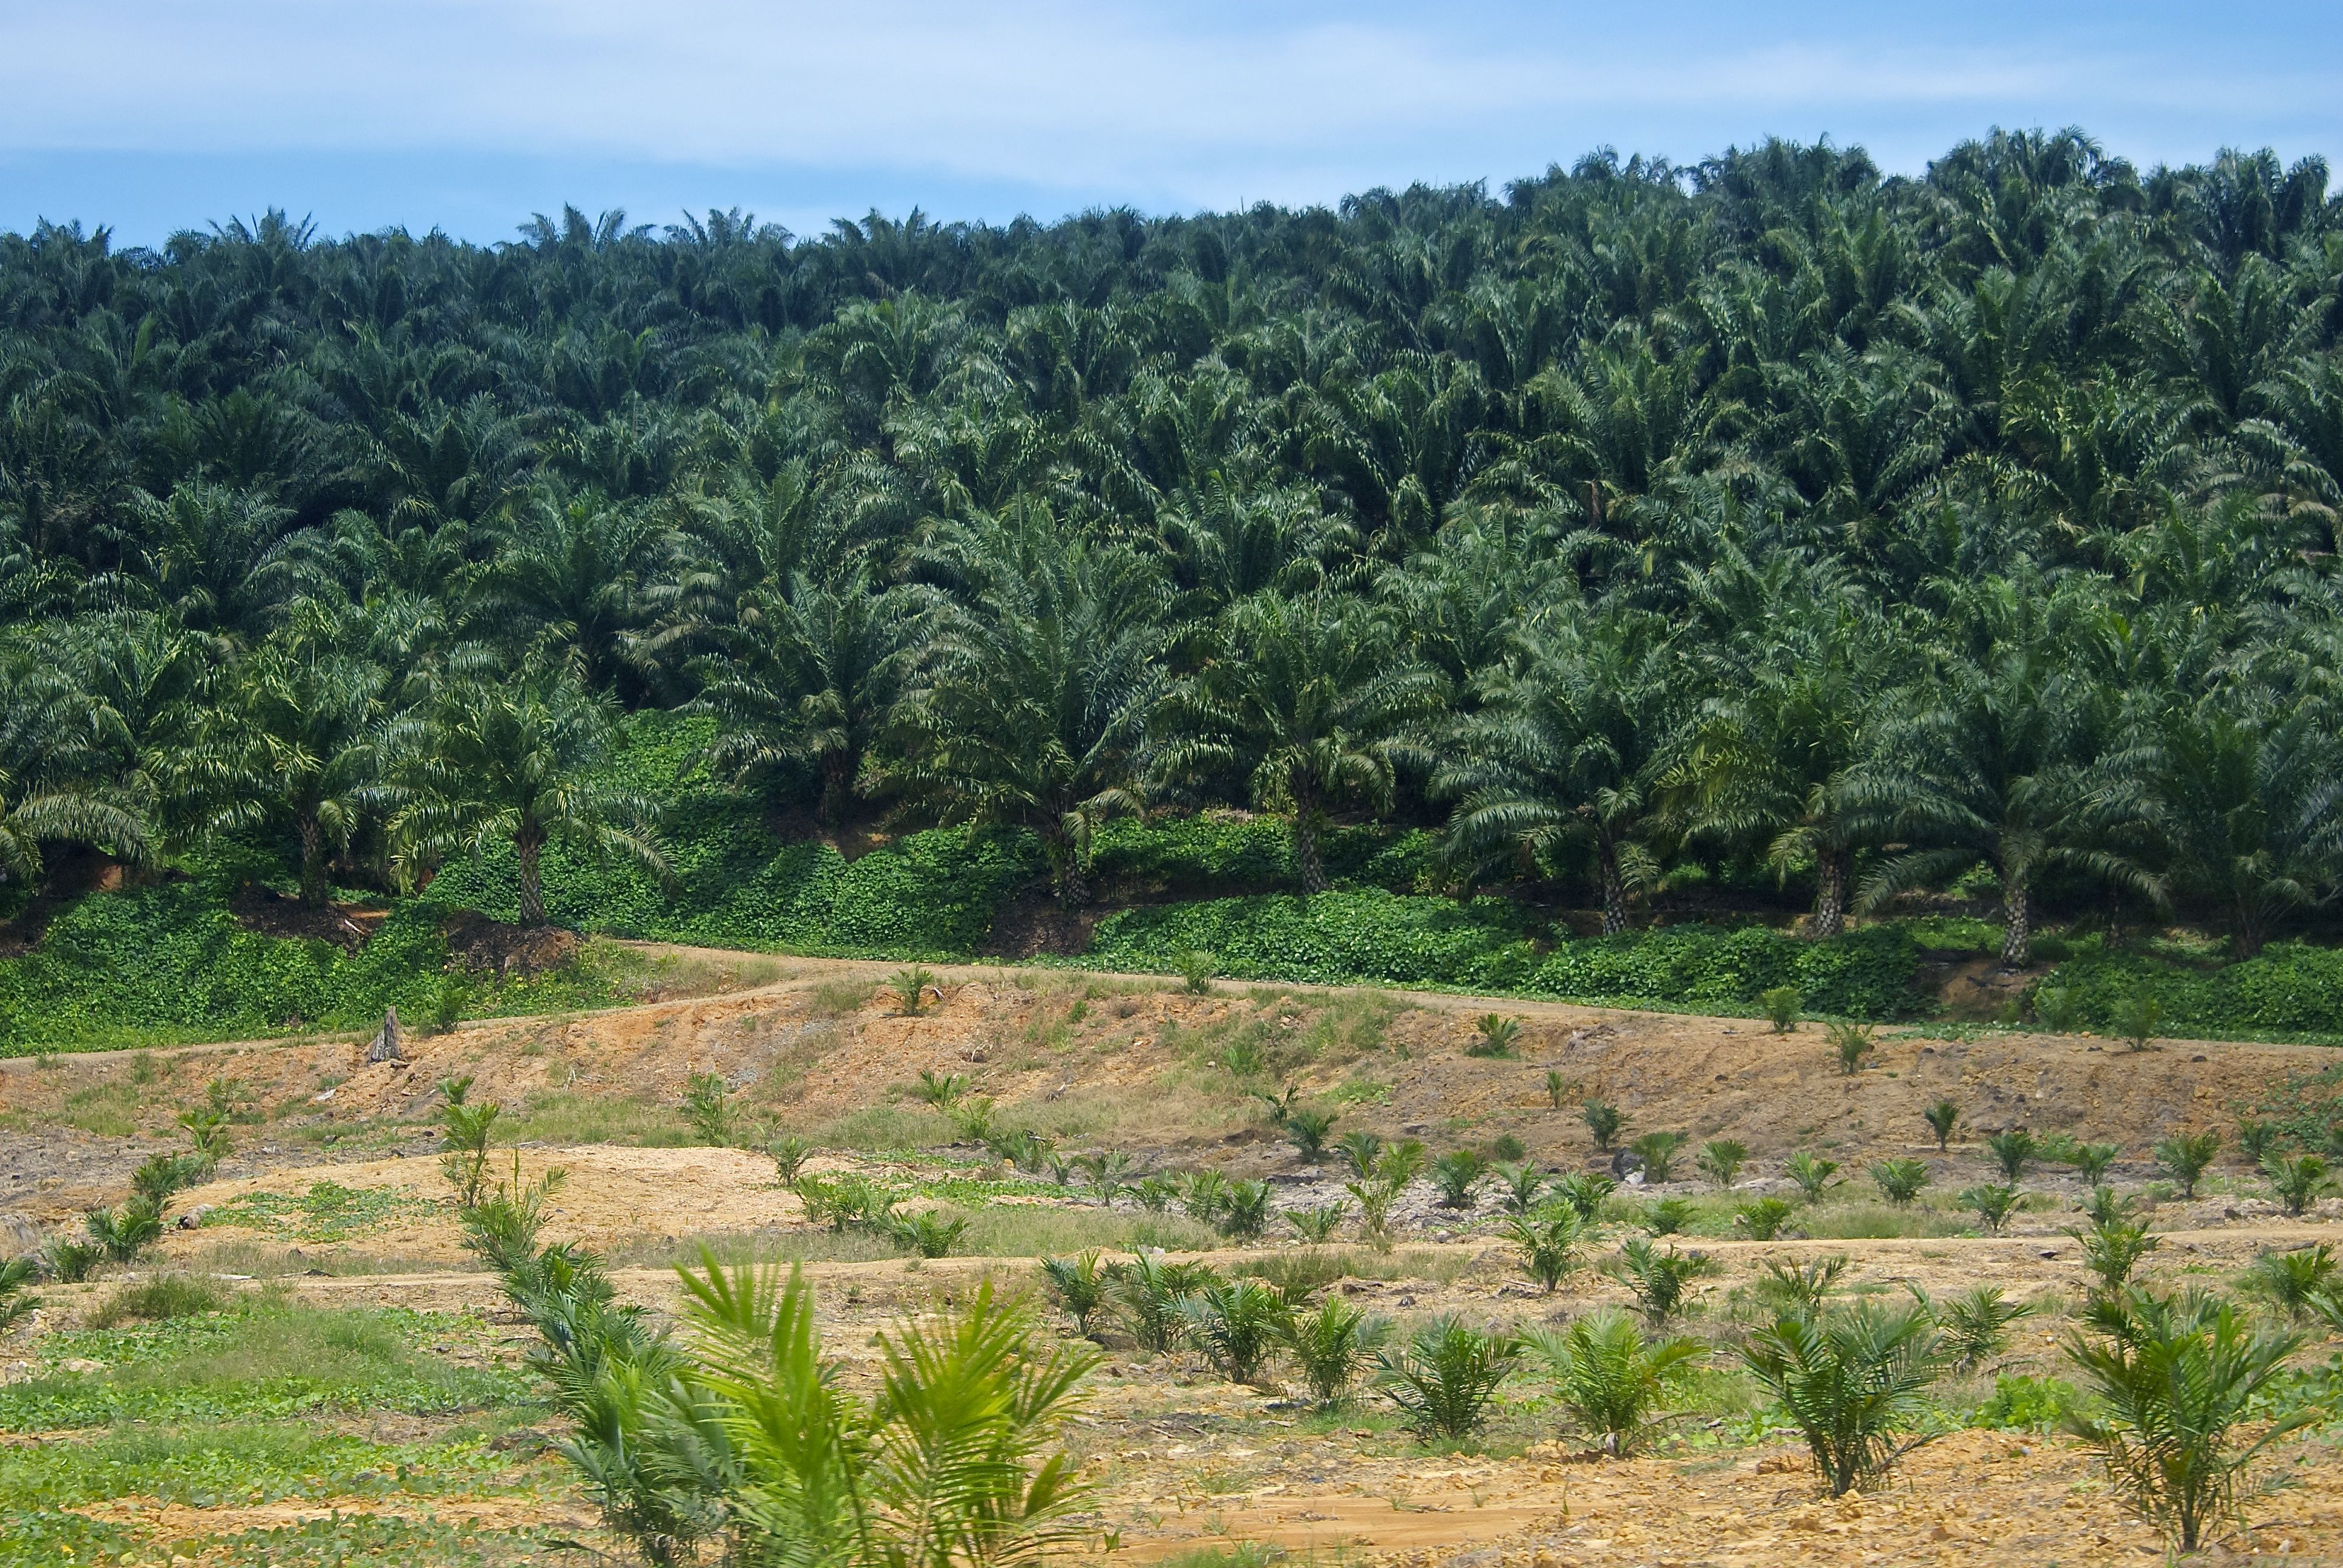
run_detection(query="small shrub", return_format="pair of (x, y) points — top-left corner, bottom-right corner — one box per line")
(1784, 1150), (1840, 1203)
(1284, 1108), (1339, 1163)
(1489, 1132), (1527, 1162)
(2154, 1129), (2221, 1199)
(1983, 1128), (2036, 1182)
(2033, 984), (2081, 1031)
(437, 1085), (502, 1209)
(1502, 1206), (1585, 1292)
(1933, 1285), (2033, 1369)
(1552, 1170), (1614, 1220)
(1921, 1099), (1961, 1151)
(1173, 947), (1218, 994)
(887, 1209), (971, 1259)
(1178, 1278), (1293, 1385)
(1640, 1197), (1694, 1236)
(1959, 1182), (2022, 1236)
(1467, 1014), (1521, 1057)
(42, 1238), (103, 1284)
(2109, 988), (2161, 1052)
(1134, 1175), (1178, 1213)
(1628, 1131), (1683, 1184)
(768, 1135), (814, 1186)
(1735, 1196), (1796, 1240)
(890, 965), (936, 1016)
(1976, 1371), (2076, 1429)
(2239, 1244), (2336, 1321)
(1754, 1253), (1847, 1318)
(1279, 1295), (1388, 1405)
(2236, 1117), (2278, 1163)
(1496, 1161), (1548, 1215)
(1430, 1149), (1492, 1208)
(2051, 1138), (2119, 1185)
(2071, 1208), (2160, 1297)
(1110, 1255), (1219, 1353)
(1525, 1310), (1703, 1457)
(1827, 1021), (1873, 1074)
(1217, 1178), (1273, 1241)
(88, 1273), (228, 1328)
(1697, 1138), (1748, 1188)
(85, 1200), (164, 1263)
(1286, 1203), (1348, 1244)
(2066, 1291), (2312, 1552)
(681, 1072), (739, 1146)
(1338, 1130), (1385, 1180)
(1760, 985), (1801, 1033)
(1605, 1238), (1717, 1324)
(912, 1070), (970, 1108)
(2263, 1151), (2330, 1217)
(1375, 1316), (1522, 1439)
(1739, 1302), (1945, 1497)
(947, 1095), (998, 1145)
(1869, 1157), (1930, 1206)
(1582, 1100), (1624, 1151)
(1039, 1250), (1109, 1335)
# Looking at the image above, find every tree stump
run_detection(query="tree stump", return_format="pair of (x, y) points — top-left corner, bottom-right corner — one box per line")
(366, 1006), (404, 1063)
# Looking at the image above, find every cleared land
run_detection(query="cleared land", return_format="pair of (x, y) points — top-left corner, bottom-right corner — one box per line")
(2, 949), (2341, 1565)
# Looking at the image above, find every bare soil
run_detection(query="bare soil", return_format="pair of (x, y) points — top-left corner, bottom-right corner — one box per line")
(5, 946), (2342, 1564)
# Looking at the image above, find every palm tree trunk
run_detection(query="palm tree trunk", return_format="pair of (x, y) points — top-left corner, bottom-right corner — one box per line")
(1811, 847), (1848, 940)
(1598, 840), (1628, 936)
(1999, 877), (2031, 969)
(515, 824), (546, 927)
(297, 815), (326, 908)
(1291, 806), (1328, 896)
(819, 751), (853, 830)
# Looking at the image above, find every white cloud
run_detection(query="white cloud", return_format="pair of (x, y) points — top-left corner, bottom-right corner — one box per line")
(0, 0), (2331, 207)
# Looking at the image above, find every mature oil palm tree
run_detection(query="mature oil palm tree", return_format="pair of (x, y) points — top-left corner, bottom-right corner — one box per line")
(0, 652), (148, 888)
(1437, 603), (1673, 933)
(387, 676), (667, 926)
(1158, 590), (1443, 895)
(888, 505), (1169, 906)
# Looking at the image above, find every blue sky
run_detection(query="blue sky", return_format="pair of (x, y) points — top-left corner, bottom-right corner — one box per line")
(1, 1), (2336, 246)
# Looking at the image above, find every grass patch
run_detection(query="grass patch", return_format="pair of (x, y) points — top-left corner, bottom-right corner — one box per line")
(198, 1180), (442, 1243)
(0, 1301), (532, 1431)
(88, 1273), (231, 1328)
(498, 1091), (694, 1146)
(0, 1423), (528, 1509)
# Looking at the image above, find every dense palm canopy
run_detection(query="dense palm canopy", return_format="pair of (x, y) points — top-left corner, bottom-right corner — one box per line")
(5, 132), (2343, 954)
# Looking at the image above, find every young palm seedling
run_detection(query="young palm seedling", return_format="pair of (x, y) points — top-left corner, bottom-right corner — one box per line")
(1339, 1130), (1386, 1181)
(1628, 1131), (1684, 1183)
(888, 1208), (970, 1259)
(2154, 1128), (2221, 1198)
(1640, 1197), (1694, 1236)
(1431, 1149), (1492, 1209)
(1921, 1099), (1961, 1151)
(2071, 1202), (2160, 1299)
(1697, 1138), (1747, 1187)
(1784, 1151), (1840, 1204)
(1179, 1278), (1293, 1385)
(913, 1069), (970, 1108)
(2240, 1244), (2336, 1321)
(1983, 1128), (2036, 1181)
(1740, 1302), (1946, 1497)
(1284, 1107), (1339, 1163)
(1582, 1100), (1624, 1151)
(2066, 1290), (2312, 1553)
(1606, 1238), (1718, 1324)
(1468, 1014), (1522, 1057)
(1110, 1255), (1219, 1353)
(1178, 1170), (1231, 1224)
(1038, 1251), (1109, 1336)
(1278, 1295), (1388, 1406)
(1959, 1181), (2022, 1236)
(1761, 986), (1801, 1033)
(1827, 1021), (1873, 1075)
(1376, 1317), (1522, 1440)
(1285, 1202), (1348, 1244)
(1496, 1161), (1549, 1215)
(890, 965), (936, 1016)
(768, 1134), (814, 1187)
(2236, 1117), (2277, 1163)
(1930, 1284), (2033, 1371)
(1553, 1170), (1616, 1220)
(1754, 1253), (1849, 1318)
(1735, 1196), (1797, 1240)
(1869, 1157), (1930, 1207)
(682, 1071), (738, 1146)
(1544, 1070), (1571, 1110)
(1217, 1178), (1273, 1241)
(1502, 1205), (1585, 1293)
(2264, 1151), (2331, 1217)
(1525, 1310), (1703, 1457)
